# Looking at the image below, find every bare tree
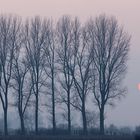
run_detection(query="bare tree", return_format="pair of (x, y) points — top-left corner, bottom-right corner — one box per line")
(88, 15), (130, 135)
(43, 20), (57, 134)
(69, 23), (93, 135)
(23, 17), (47, 134)
(56, 16), (75, 134)
(0, 15), (21, 135)
(12, 46), (32, 134)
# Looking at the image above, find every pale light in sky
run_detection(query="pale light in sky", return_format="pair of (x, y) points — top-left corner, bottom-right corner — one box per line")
(138, 84), (140, 91)
(0, 0), (140, 128)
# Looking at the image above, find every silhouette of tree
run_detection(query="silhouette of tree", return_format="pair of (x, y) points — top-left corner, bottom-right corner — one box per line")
(69, 21), (93, 135)
(0, 15), (21, 135)
(43, 19), (57, 134)
(56, 16), (76, 134)
(24, 17), (47, 134)
(12, 46), (32, 134)
(88, 15), (130, 135)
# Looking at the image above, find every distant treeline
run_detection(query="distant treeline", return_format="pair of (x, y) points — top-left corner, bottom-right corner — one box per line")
(0, 14), (130, 136)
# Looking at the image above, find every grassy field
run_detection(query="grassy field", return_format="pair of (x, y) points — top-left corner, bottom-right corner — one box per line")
(0, 135), (135, 140)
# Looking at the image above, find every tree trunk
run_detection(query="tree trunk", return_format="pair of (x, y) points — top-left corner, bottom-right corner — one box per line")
(52, 90), (56, 134)
(82, 102), (87, 135)
(20, 115), (25, 135)
(35, 94), (38, 134)
(67, 90), (71, 134)
(3, 87), (8, 136)
(52, 72), (56, 134)
(4, 108), (8, 135)
(100, 106), (105, 135)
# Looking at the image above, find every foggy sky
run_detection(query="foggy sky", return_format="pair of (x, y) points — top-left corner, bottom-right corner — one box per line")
(0, 0), (140, 128)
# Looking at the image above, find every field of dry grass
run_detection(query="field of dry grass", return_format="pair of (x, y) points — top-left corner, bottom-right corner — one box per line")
(0, 135), (135, 140)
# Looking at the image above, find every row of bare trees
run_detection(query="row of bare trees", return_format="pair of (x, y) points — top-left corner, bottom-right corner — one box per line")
(0, 14), (130, 135)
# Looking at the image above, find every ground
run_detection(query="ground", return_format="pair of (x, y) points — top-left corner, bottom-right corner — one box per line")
(0, 135), (135, 140)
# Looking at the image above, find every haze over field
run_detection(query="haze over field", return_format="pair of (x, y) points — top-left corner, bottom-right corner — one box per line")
(0, 0), (140, 128)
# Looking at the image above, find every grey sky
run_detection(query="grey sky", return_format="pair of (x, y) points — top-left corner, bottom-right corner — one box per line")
(0, 0), (140, 128)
